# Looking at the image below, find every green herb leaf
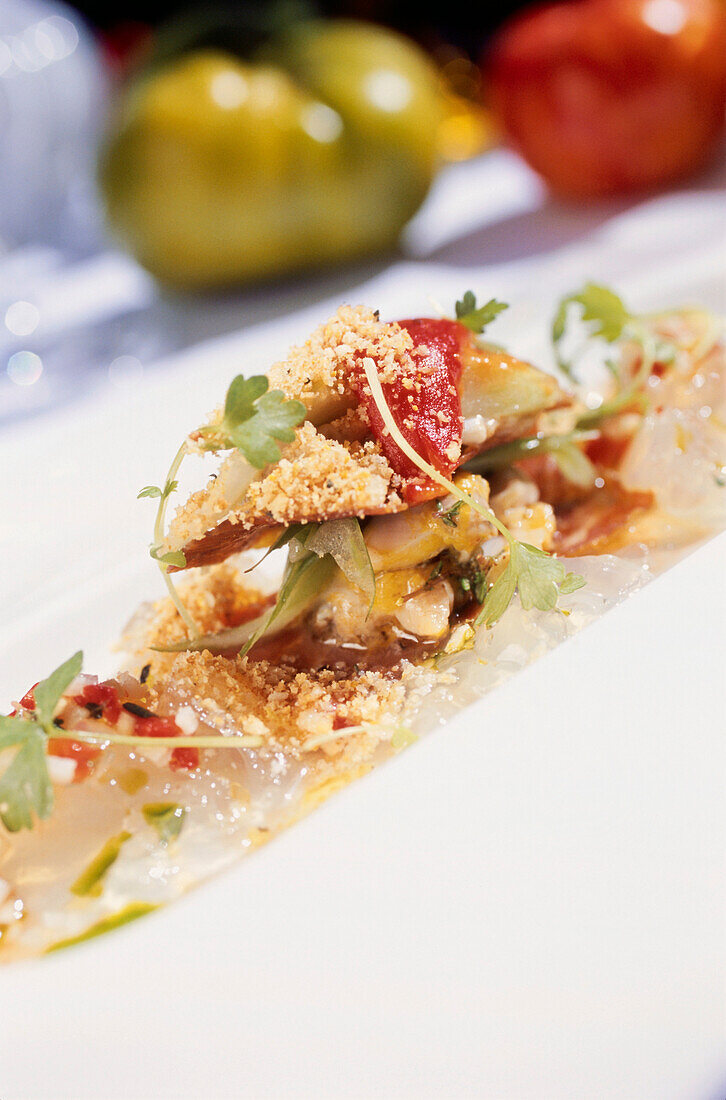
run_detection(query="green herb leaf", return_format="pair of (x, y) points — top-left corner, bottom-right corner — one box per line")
(217, 375), (306, 468)
(553, 283), (631, 382)
(224, 374), (268, 425)
(438, 500), (465, 528)
(305, 518), (376, 609)
(33, 650), (83, 727)
(455, 292), (509, 334)
(70, 831), (131, 897)
(514, 543), (566, 611)
(0, 728), (53, 832)
(142, 802), (186, 843)
(477, 558), (517, 627)
(0, 652), (86, 832)
(0, 716), (38, 750)
(559, 572), (587, 595)
(475, 544), (585, 626)
(137, 485), (163, 499)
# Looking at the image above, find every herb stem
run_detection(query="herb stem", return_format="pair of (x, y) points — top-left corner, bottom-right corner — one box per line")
(152, 442), (199, 638)
(62, 729), (265, 750)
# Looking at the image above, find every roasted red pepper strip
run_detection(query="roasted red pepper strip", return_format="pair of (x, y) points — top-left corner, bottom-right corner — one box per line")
(352, 318), (464, 503)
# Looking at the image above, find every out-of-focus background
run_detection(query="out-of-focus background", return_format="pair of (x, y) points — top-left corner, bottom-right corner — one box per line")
(1, 0), (725, 423)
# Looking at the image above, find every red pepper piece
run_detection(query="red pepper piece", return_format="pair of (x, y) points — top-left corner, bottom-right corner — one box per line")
(352, 318), (464, 503)
(47, 738), (102, 781)
(73, 683), (122, 724)
(170, 747), (200, 771)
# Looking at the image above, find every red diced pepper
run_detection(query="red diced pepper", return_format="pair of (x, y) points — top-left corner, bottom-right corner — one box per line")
(47, 738), (102, 781)
(170, 746), (200, 771)
(73, 683), (122, 724)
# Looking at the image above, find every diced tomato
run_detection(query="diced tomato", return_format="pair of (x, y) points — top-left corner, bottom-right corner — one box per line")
(47, 737), (102, 782)
(19, 684), (38, 711)
(169, 747), (200, 771)
(132, 713), (198, 770)
(73, 683), (122, 724)
(352, 318), (464, 503)
(132, 714), (180, 738)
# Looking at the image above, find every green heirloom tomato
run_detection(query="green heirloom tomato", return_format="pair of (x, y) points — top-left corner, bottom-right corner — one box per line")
(100, 21), (444, 289)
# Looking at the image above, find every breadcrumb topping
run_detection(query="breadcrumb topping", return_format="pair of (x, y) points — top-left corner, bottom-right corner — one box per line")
(167, 423), (403, 565)
(161, 650), (409, 766)
(267, 304), (424, 401)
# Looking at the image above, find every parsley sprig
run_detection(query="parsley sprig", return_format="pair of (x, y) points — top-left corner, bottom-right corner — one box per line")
(478, 544), (585, 627)
(139, 375), (306, 637)
(552, 282), (675, 402)
(455, 291), (509, 335)
(0, 651), (82, 832)
(199, 375), (306, 467)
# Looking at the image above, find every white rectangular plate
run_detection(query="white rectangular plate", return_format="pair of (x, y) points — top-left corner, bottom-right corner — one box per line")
(1, 156), (725, 1099)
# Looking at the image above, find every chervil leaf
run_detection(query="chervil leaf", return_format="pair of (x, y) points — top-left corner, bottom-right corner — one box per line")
(223, 374), (268, 426)
(475, 543), (585, 627)
(477, 557), (517, 627)
(514, 543), (566, 611)
(33, 651), (83, 728)
(559, 572), (587, 595)
(575, 283), (630, 342)
(0, 716), (38, 749)
(553, 283), (632, 382)
(455, 292), (509, 335)
(219, 376), (306, 468)
(0, 652), (85, 832)
(0, 727), (53, 832)
(137, 485), (163, 499)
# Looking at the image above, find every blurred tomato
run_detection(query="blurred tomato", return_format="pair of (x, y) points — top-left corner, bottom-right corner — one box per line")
(487, 0), (726, 196)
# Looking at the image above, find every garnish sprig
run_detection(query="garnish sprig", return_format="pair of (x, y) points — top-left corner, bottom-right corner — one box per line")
(138, 375), (306, 638)
(197, 374), (306, 466)
(552, 282), (675, 400)
(360, 358), (584, 627)
(0, 651), (82, 831)
(139, 441), (199, 638)
(455, 291), (509, 334)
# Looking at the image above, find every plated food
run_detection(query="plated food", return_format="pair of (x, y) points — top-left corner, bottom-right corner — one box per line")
(1, 287), (724, 959)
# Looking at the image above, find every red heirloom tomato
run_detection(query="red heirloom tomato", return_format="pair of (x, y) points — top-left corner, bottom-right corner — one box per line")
(486, 0), (726, 196)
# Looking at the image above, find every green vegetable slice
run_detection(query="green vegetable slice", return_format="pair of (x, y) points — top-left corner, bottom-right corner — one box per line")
(46, 903), (158, 953)
(142, 802), (186, 843)
(71, 831), (132, 897)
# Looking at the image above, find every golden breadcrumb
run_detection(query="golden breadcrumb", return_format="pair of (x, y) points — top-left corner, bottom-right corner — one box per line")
(267, 304), (423, 401)
(148, 650), (410, 770)
(166, 423), (403, 565)
(121, 563), (272, 683)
